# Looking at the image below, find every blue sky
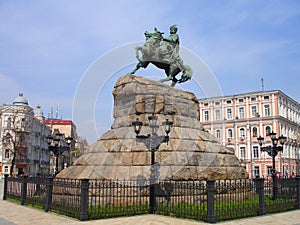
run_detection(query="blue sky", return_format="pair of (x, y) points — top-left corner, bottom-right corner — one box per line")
(1, 0), (300, 144)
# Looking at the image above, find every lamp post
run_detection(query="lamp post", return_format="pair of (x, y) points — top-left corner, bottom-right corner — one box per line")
(247, 123), (254, 179)
(47, 131), (73, 175)
(257, 132), (287, 200)
(296, 124), (300, 176)
(297, 141), (300, 176)
(132, 114), (173, 214)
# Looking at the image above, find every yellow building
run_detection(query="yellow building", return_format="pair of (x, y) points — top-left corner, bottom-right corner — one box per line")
(199, 90), (300, 178)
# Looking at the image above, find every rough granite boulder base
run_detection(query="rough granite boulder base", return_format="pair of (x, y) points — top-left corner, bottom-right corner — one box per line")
(57, 75), (248, 180)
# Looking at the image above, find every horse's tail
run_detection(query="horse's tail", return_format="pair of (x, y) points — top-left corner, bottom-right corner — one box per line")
(135, 46), (143, 62)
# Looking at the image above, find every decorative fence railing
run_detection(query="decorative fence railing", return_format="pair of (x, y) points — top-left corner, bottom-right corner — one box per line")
(2, 175), (300, 223)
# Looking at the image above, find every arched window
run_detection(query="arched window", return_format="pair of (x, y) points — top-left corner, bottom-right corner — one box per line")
(240, 128), (245, 138)
(21, 118), (26, 129)
(252, 127), (258, 137)
(5, 149), (10, 159)
(216, 129), (221, 139)
(227, 129), (233, 138)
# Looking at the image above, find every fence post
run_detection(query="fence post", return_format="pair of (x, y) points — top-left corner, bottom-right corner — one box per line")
(20, 175), (28, 205)
(296, 175), (300, 209)
(272, 175), (278, 200)
(256, 178), (266, 215)
(45, 176), (54, 212)
(3, 174), (8, 200)
(79, 179), (89, 221)
(35, 177), (41, 195)
(206, 180), (216, 223)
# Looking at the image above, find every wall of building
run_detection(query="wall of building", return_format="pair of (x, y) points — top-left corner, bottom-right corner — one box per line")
(0, 96), (51, 177)
(199, 90), (300, 178)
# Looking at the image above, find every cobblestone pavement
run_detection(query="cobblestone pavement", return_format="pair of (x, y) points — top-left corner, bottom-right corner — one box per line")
(0, 179), (299, 225)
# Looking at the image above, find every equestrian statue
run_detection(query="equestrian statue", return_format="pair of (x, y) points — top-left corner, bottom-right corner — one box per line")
(130, 25), (192, 87)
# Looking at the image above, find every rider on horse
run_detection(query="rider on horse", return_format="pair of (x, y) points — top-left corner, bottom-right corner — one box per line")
(130, 25), (192, 87)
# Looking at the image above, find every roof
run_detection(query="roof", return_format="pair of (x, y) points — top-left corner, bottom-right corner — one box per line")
(45, 119), (77, 129)
(13, 93), (28, 106)
(198, 90), (300, 106)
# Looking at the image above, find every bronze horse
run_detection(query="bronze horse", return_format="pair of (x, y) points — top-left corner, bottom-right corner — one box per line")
(130, 28), (192, 87)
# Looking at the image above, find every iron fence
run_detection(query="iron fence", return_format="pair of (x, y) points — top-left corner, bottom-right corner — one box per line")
(88, 179), (149, 219)
(25, 176), (47, 207)
(5, 176), (22, 201)
(2, 174), (300, 223)
(50, 178), (82, 218)
(214, 179), (259, 221)
(155, 180), (207, 221)
(264, 176), (298, 214)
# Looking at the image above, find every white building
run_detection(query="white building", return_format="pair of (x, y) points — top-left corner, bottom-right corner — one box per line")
(0, 93), (51, 177)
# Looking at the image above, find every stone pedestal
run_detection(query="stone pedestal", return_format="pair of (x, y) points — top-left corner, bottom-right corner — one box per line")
(57, 75), (248, 180)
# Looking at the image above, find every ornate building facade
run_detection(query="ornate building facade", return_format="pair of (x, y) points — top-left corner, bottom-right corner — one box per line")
(0, 94), (51, 177)
(199, 90), (300, 178)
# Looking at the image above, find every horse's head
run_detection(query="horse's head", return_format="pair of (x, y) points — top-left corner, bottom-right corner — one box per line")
(144, 29), (163, 45)
(178, 65), (193, 83)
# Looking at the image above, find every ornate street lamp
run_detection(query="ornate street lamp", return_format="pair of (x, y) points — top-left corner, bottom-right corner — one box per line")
(65, 136), (73, 146)
(257, 132), (287, 199)
(132, 114), (173, 214)
(47, 132), (73, 175)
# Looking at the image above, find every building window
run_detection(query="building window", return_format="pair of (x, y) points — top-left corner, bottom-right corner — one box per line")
(215, 102), (220, 105)
(3, 133), (11, 144)
(267, 166), (272, 176)
(4, 166), (8, 173)
(215, 109), (220, 121)
(254, 166), (260, 177)
(7, 117), (12, 128)
(216, 130), (221, 139)
(21, 118), (26, 129)
(227, 108), (232, 120)
(285, 165), (289, 177)
(251, 97), (256, 101)
(239, 99), (244, 103)
(204, 111), (209, 121)
(251, 105), (257, 117)
(239, 107), (245, 118)
(240, 128), (245, 138)
(252, 127), (258, 137)
(227, 129), (233, 138)
(5, 149), (10, 159)
(264, 104), (270, 117)
(265, 126), (271, 136)
(226, 100), (232, 104)
(240, 147), (246, 159)
(253, 146), (259, 158)
(264, 96), (269, 100)
(204, 103), (208, 106)
(19, 134), (25, 144)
